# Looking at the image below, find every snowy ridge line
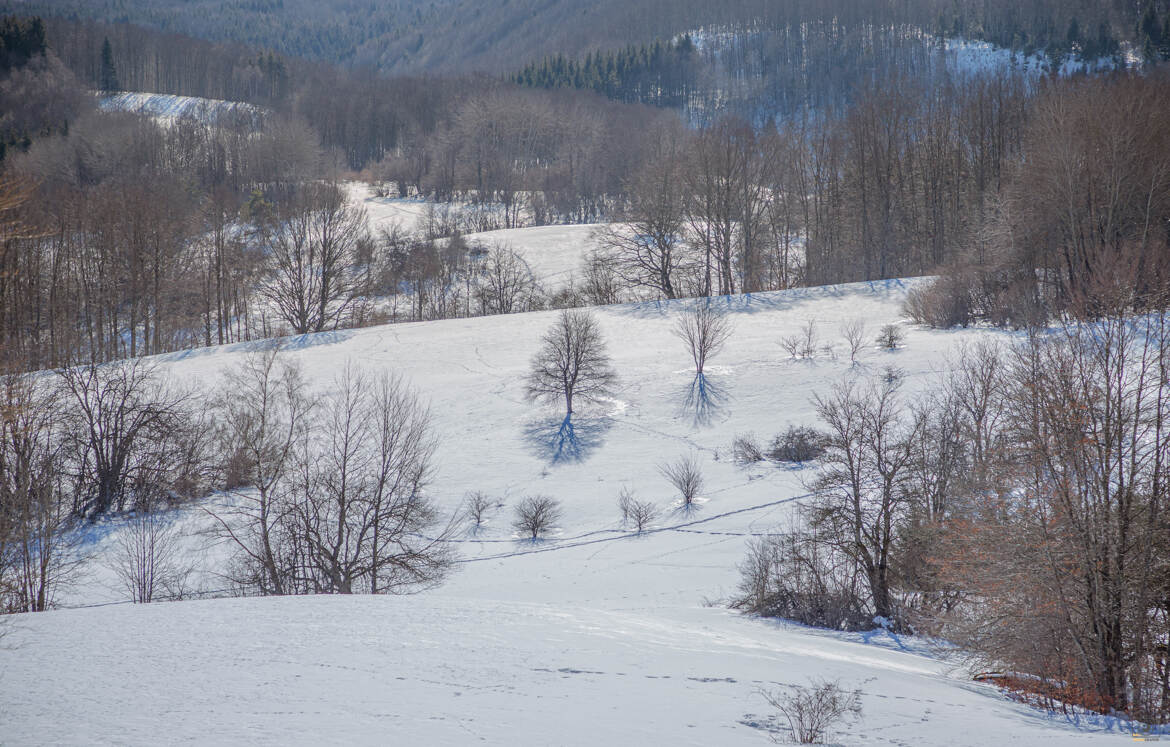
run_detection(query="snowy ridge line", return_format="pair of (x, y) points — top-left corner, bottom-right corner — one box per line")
(453, 493), (812, 563)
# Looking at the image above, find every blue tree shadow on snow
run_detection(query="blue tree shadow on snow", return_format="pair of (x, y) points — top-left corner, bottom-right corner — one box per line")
(523, 414), (611, 465)
(676, 373), (731, 428)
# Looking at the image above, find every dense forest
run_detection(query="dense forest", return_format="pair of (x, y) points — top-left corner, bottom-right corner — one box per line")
(7, 0), (1167, 75)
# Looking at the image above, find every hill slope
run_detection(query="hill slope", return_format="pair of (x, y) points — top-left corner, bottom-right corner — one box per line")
(0, 281), (1137, 744)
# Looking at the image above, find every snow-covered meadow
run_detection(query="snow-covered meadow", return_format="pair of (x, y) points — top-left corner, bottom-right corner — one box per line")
(0, 280), (1143, 744)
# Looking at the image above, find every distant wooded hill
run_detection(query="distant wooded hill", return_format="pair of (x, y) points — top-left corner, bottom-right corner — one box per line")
(4, 0), (1163, 74)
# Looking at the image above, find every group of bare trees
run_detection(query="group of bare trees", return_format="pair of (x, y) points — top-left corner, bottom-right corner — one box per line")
(0, 358), (207, 612)
(209, 349), (454, 596)
(738, 315), (1170, 722)
(908, 73), (1170, 327)
(0, 344), (454, 610)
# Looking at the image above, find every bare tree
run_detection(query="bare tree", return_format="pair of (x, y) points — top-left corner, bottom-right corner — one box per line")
(579, 247), (623, 306)
(57, 358), (196, 517)
(0, 372), (81, 613)
(110, 509), (191, 603)
(595, 126), (689, 299)
(760, 679), (863, 744)
(525, 309), (617, 417)
(674, 303), (733, 375)
(288, 365), (453, 594)
(207, 347), (311, 596)
(463, 491), (496, 534)
(660, 453), (705, 509)
(261, 182), (370, 335)
(473, 243), (539, 315)
(808, 374), (913, 625)
(840, 318), (866, 364)
(512, 495), (562, 540)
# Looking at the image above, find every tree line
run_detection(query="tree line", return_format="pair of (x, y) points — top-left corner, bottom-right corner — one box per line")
(3, 21), (1168, 370)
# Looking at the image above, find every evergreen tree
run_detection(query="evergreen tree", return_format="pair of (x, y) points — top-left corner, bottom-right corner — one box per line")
(100, 37), (119, 93)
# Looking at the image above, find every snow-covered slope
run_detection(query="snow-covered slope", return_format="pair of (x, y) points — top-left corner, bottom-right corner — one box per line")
(1, 281), (1135, 744)
(348, 182), (602, 291)
(98, 92), (265, 125)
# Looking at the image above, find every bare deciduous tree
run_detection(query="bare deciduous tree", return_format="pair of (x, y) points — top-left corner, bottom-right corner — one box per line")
(808, 375), (913, 625)
(840, 318), (866, 364)
(0, 372), (81, 613)
(463, 491), (496, 534)
(58, 358), (197, 517)
(674, 303), (733, 375)
(525, 309), (617, 417)
(207, 347), (311, 596)
(596, 126), (689, 299)
(261, 182), (370, 335)
(660, 453), (705, 509)
(473, 243), (539, 316)
(289, 364), (453, 594)
(110, 509), (191, 603)
(512, 495), (562, 540)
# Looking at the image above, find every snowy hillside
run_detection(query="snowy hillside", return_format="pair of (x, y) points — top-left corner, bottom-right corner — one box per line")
(0, 281), (1139, 744)
(98, 92), (265, 125)
(349, 182), (602, 292)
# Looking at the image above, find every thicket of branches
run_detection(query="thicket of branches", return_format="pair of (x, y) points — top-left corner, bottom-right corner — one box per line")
(737, 312), (1170, 722)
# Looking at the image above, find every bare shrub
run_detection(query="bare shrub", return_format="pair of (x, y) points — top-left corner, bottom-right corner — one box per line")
(660, 454), (705, 508)
(512, 495), (562, 540)
(876, 324), (904, 350)
(674, 303), (733, 375)
(769, 426), (829, 464)
(733, 532), (871, 631)
(463, 491), (496, 533)
(781, 319), (818, 359)
(760, 678), (862, 744)
(839, 318), (866, 364)
(732, 433), (765, 464)
(618, 488), (658, 532)
(903, 273), (973, 328)
(617, 486), (636, 524)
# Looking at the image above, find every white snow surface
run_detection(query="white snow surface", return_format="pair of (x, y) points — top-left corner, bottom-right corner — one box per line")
(0, 281), (1138, 744)
(348, 182), (601, 291)
(98, 92), (264, 124)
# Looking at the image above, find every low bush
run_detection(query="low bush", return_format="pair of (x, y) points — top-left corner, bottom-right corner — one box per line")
(769, 426), (829, 464)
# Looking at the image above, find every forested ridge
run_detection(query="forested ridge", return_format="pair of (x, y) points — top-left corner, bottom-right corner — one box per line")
(7, 0), (1168, 75)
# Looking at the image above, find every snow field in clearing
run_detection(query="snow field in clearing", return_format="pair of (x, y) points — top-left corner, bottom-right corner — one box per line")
(347, 182), (602, 292)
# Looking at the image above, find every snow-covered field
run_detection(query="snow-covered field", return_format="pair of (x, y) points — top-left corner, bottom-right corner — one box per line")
(0, 281), (1139, 744)
(348, 182), (602, 291)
